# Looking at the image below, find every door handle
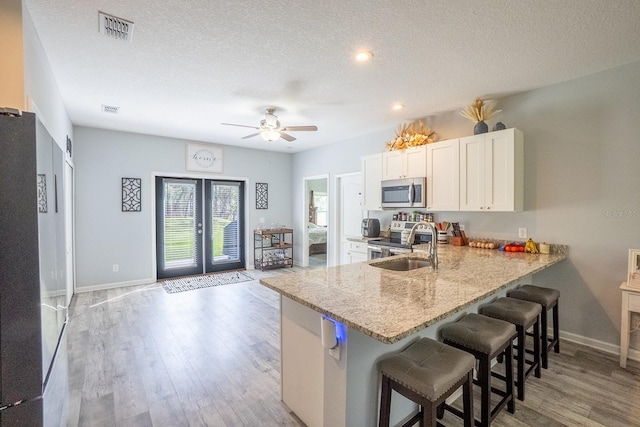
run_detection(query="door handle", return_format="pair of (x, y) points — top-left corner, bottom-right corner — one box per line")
(408, 182), (414, 207)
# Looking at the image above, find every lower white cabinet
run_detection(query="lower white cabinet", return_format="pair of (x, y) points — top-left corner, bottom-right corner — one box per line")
(342, 240), (368, 264)
(459, 128), (524, 212)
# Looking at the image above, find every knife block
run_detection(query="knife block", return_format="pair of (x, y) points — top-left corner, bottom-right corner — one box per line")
(451, 231), (468, 246)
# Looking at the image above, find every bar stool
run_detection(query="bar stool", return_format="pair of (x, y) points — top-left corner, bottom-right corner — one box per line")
(479, 297), (541, 401)
(377, 337), (475, 427)
(508, 285), (560, 369)
(440, 314), (516, 427)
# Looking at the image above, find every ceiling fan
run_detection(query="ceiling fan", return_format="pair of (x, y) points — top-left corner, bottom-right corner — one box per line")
(221, 108), (318, 142)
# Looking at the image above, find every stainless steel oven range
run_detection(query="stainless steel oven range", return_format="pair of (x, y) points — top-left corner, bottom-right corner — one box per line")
(367, 221), (434, 260)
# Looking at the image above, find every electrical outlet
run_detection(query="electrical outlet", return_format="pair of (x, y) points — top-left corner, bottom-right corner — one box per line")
(113, 264), (119, 272)
(329, 342), (341, 360)
(459, 224), (465, 231)
(518, 228), (528, 239)
(259, 217), (265, 224)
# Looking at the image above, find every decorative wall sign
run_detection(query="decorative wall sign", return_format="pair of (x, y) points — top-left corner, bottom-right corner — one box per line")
(37, 174), (47, 213)
(185, 142), (223, 173)
(122, 177), (142, 212)
(256, 182), (268, 209)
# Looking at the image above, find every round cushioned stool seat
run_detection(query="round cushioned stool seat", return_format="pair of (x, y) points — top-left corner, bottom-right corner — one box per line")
(480, 297), (542, 327)
(508, 285), (560, 306)
(378, 337), (475, 401)
(440, 313), (516, 355)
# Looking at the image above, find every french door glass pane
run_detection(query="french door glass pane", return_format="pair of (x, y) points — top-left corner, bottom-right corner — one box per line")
(209, 181), (241, 263)
(164, 179), (198, 269)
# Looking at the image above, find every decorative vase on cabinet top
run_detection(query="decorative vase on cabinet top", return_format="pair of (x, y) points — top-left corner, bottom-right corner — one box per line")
(493, 122), (506, 131)
(473, 120), (489, 135)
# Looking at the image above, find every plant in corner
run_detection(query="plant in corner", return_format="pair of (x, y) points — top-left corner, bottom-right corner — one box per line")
(460, 97), (501, 134)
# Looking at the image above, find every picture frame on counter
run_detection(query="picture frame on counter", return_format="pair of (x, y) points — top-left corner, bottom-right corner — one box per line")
(628, 249), (640, 288)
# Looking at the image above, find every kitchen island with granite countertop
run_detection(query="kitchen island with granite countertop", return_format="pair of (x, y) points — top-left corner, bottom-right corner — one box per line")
(259, 245), (567, 427)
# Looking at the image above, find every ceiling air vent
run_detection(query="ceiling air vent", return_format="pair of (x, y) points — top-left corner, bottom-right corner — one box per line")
(99, 12), (134, 42)
(101, 104), (120, 114)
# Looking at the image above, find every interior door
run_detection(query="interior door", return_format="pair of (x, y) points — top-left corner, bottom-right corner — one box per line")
(204, 179), (245, 272)
(156, 177), (203, 279)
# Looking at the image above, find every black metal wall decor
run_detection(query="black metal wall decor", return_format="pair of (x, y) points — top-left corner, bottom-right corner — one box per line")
(66, 136), (72, 157)
(122, 177), (142, 212)
(37, 174), (47, 213)
(256, 182), (268, 209)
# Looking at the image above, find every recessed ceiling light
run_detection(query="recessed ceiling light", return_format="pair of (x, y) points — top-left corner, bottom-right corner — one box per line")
(392, 103), (405, 110)
(355, 50), (373, 62)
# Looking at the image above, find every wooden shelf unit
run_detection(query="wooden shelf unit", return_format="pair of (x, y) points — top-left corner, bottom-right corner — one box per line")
(254, 228), (293, 270)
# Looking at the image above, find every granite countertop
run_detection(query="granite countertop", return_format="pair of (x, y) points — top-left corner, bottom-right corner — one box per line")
(259, 245), (567, 344)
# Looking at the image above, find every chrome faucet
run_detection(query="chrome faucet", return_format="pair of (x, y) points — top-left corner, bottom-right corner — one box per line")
(407, 221), (438, 269)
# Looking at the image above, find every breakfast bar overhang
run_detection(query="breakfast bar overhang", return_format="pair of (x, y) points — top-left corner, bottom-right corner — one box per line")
(259, 246), (567, 427)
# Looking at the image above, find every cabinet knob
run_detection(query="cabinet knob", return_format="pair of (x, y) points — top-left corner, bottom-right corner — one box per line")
(480, 207), (484, 210)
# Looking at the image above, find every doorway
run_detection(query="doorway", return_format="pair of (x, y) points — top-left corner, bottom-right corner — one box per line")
(155, 176), (245, 279)
(303, 175), (329, 268)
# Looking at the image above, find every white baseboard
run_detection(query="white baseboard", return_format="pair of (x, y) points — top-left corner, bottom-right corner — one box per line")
(75, 277), (156, 293)
(557, 329), (640, 363)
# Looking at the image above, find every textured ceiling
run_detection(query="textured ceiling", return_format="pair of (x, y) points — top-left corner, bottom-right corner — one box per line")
(23, 0), (640, 152)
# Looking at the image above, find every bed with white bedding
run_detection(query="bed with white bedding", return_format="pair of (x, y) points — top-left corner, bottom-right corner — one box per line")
(308, 222), (327, 254)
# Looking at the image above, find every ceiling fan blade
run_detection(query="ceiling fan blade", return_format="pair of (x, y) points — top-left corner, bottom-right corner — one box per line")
(281, 125), (318, 132)
(241, 132), (261, 139)
(221, 123), (260, 130)
(279, 132), (296, 142)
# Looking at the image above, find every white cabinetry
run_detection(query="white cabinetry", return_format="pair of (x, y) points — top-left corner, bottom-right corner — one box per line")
(459, 128), (523, 212)
(426, 138), (460, 211)
(361, 153), (382, 210)
(382, 146), (427, 180)
(342, 240), (368, 264)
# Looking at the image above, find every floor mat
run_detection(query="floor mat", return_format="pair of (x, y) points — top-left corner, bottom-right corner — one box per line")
(162, 271), (253, 294)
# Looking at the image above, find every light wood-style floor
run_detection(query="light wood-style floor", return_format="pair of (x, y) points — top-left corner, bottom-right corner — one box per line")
(67, 267), (640, 426)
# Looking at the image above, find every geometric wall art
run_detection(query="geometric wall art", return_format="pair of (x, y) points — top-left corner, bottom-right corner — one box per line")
(122, 177), (142, 212)
(37, 174), (47, 213)
(256, 182), (268, 209)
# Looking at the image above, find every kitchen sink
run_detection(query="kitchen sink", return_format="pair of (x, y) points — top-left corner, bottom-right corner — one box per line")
(371, 257), (432, 271)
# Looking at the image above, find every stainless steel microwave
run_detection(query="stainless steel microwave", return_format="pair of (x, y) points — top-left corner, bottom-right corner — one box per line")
(381, 178), (427, 208)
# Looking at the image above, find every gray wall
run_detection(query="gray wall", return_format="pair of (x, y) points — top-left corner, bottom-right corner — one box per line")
(292, 61), (640, 349)
(74, 127), (292, 289)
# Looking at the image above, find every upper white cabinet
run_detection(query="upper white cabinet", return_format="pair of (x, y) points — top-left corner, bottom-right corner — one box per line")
(382, 146), (427, 180)
(426, 138), (460, 211)
(459, 128), (524, 212)
(361, 153), (383, 210)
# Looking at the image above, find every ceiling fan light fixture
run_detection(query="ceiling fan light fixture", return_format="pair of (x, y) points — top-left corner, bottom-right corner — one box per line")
(260, 129), (280, 142)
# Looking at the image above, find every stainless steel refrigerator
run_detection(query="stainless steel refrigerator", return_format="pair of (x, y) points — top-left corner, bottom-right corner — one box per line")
(0, 109), (69, 426)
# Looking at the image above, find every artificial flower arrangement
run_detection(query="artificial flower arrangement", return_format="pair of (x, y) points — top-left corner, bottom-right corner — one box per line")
(459, 97), (501, 123)
(386, 121), (437, 151)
